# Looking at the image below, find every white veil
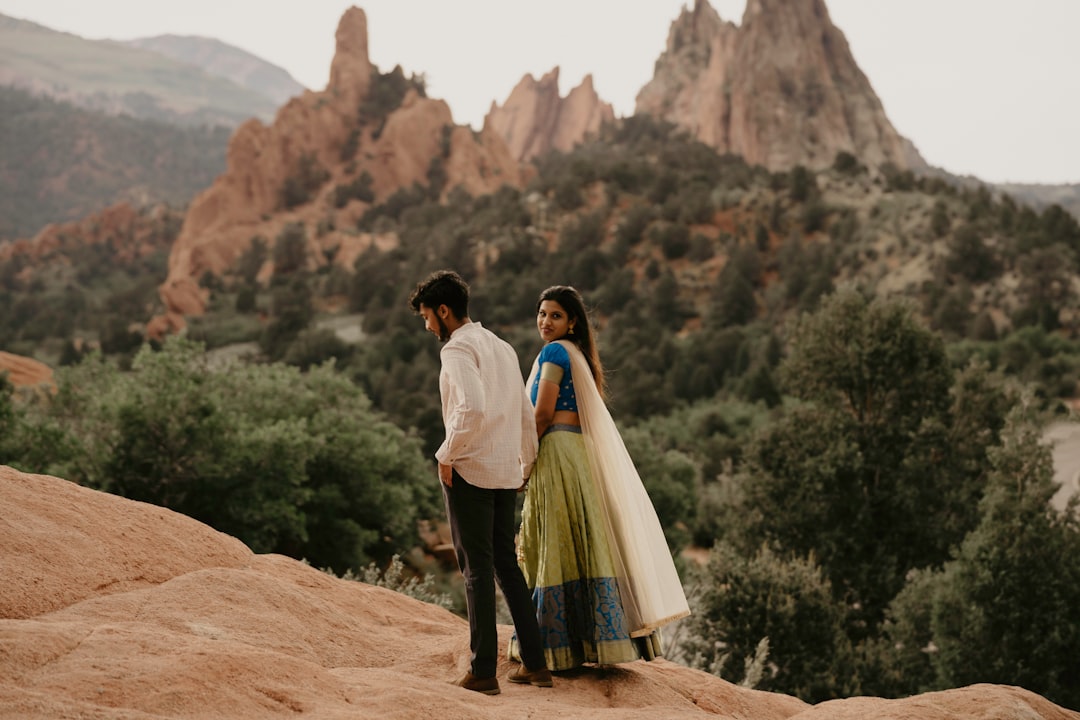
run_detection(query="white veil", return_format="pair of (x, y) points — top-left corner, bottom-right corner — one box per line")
(530, 340), (691, 636)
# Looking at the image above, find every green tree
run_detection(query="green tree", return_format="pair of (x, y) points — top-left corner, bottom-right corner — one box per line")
(711, 247), (759, 328)
(683, 543), (854, 702)
(359, 65), (427, 138)
(882, 402), (1080, 708)
(272, 222), (309, 276)
(789, 165), (814, 203)
(832, 151), (861, 176)
(945, 224), (1001, 283)
(23, 339), (436, 571)
(235, 236), (268, 285)
(621, 425), (697, 548)
(738, 290), (1007, 632)
(615, 203), (655, 246)
(282, 328), (353, 371)
(280, 153), (330, 209)
(930, 199), (951, 238)
(1015, 244), (1075, 331)
(261, 278), (315, 360)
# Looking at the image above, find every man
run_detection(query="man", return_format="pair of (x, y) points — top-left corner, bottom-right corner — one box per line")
(409, 269), (553, 695)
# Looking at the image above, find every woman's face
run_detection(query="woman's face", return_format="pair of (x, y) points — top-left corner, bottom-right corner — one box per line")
(537, 299), (575, 342)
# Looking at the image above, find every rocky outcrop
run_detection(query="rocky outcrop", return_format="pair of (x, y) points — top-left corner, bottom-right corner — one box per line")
(0, 203), (177, 267)
(156, 6), (523, 327)
(3, 465), (1078, 720)
(636, 0), (925, 173)
(0, 351), (53, 389)
(484, 68), (615, 162)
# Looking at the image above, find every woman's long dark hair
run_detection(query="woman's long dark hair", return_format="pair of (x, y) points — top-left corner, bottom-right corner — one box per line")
(537, 285), (605, 398)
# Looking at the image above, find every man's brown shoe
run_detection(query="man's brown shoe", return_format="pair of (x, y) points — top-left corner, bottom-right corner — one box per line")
(507, 666), (554, 687)
(454, 671), (501, 695)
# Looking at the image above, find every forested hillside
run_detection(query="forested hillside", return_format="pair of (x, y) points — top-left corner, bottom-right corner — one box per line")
(0, 86), (229, 240)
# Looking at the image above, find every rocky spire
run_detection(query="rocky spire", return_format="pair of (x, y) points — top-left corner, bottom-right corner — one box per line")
(154, 6), (522, 328)
(636, 0), (924, 172)
(327, 6), (373, 106)
(484, 67), (615, 162)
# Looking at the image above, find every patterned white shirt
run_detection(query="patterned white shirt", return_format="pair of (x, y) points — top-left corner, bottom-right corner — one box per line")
(435, 322), (538, 488)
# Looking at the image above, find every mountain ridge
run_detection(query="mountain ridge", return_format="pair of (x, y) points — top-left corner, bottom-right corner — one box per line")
(122, 33), (306, 107)
(0, 11), (278, 126)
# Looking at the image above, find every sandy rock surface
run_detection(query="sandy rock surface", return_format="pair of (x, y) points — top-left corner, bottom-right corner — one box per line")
(2, 466), (1076, 720)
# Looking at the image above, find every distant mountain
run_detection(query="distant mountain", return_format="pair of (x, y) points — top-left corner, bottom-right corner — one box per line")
(123, 34), (306, 107)
(0, 12), (277, 127)
(995, 182), (1080, 224)
(0, 85), (229, 240)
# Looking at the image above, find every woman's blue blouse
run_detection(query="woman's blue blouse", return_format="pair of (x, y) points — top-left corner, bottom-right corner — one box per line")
(530, 342), (577, 412)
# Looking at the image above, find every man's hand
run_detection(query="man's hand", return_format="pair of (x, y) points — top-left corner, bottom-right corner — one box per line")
(438, 462), (453, 487)
(517, 478), (529, 493)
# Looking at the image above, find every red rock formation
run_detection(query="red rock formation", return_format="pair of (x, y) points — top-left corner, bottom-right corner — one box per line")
(157, 6), (523, 326)
(636, 0), (925, 173)
(0, 351), (54, 390)
(3, 465), (1078, 720)
(485, 68), (615, 162)
(0, 203), (176, 267)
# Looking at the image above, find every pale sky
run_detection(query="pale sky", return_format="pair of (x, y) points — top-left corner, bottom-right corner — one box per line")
(1, 0), (1077, 185)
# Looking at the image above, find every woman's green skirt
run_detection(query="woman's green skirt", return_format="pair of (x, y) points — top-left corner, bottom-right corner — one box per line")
(510, 426), (662, 671)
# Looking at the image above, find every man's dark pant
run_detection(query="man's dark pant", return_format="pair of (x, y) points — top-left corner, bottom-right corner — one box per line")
(443, 470), (546, 678)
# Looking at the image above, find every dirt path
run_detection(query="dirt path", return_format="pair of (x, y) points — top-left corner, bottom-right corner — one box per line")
(1044, 420), (1080, 511)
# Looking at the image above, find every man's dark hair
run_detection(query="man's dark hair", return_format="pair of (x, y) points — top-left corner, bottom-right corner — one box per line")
(409, 269), (470, 319)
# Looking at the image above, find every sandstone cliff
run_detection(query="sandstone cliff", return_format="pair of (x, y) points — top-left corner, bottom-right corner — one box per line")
(484, 68), (615, 162)
(636, 0), (925, 173)
(156, 6), (523, 327)
(2, 465), (1078, 720)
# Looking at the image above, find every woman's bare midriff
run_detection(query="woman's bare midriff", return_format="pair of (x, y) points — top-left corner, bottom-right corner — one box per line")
(552, 410), (580, 427)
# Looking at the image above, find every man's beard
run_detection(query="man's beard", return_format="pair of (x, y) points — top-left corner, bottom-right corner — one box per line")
(437, 317), (451, 342)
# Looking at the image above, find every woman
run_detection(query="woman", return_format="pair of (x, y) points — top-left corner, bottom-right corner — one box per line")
(510, 285), (690, 672)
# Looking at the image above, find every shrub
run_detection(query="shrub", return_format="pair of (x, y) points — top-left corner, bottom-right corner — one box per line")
(359, 66), (427, 138)
(30, 338), (439, 572)
(280, 153), (329, 209)
(652, 222), (691, 260)
(340, 554), (452, 609)
(333, 171), (375, 208)
(615, 204), (655, 246)
(683, 543), (854, 702)
(832, 151), (862, 176)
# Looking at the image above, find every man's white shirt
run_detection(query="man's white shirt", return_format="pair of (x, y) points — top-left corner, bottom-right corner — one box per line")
(435, 322), (538, 488)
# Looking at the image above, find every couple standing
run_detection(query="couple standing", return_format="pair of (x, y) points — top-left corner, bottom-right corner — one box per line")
(409, 270), (690, 696)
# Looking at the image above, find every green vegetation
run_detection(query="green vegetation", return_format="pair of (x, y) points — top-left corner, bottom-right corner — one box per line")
(280, 154), (331, 210)
(872, 401), (1080, 706)
(357, 65), (427, 140)
(683, 543), (854, 702)
(340, 554), (453, 609)
(8, 337), (439, 574)
(0, 205), (181, 365)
